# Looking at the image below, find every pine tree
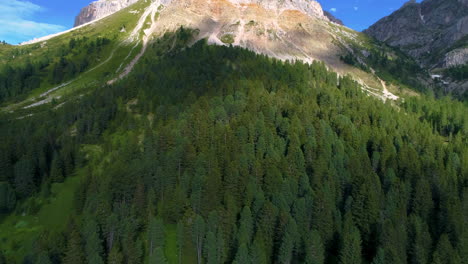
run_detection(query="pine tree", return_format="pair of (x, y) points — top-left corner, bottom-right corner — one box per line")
(278, 217), (298, 264)
(36, 252), (52, 264)
(237, 206), (253, 245)
(250, 235), (268, 264)
(192, 215), (205, 264)
(107, 243), (123, 264)
(204, 231), (217, 264)
(149, 247), (168, 264)
(305, 230), (325, 264)
(13, 156), (35, 199)
(339, 214), (362, 264)
(148, 217), (165, 257)
(177, 221), (184, 264)
(371, 248), (385, 264)
(233, 243), (249, 264)
(0, 182), (16, 213)
(63, 229), (85, 264)
(50, 153), (64, 183)
(431, 234), (461, 264)
(83, 218), (104, 264)
(408, 215), (431, 264)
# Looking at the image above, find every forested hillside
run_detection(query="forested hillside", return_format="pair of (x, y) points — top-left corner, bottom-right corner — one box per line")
(0, 35), (467, 264)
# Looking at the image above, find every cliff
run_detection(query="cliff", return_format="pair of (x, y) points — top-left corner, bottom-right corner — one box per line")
(365, 0), (468, 68)
(74, 0), (140, 27)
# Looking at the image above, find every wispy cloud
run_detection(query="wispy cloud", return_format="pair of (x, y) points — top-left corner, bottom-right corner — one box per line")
(0, 0), (65, 44)
(330, 7), (337, 12)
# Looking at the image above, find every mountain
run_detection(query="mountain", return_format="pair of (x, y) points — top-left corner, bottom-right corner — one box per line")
(1, 1), (467, 263)
(365, 0), (468, 93)
(324, 10), (344, 25)
(74, 0), (140, 26)
(9, 0), (413, 105)
(365, 0), (468, 67)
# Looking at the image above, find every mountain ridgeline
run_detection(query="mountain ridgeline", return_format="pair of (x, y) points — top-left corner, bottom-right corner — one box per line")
(75, 0), (140, 27)
(365, 0), (468, 93)
(0, 0), (467, 264)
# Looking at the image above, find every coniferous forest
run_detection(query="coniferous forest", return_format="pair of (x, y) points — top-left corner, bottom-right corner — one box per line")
(0, 36), (467, 264)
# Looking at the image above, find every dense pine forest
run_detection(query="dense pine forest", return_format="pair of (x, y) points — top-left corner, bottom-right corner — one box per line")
(0, 34), (467, 264)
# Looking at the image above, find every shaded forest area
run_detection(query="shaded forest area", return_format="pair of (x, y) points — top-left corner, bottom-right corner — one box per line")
(0, 37), (467, 264)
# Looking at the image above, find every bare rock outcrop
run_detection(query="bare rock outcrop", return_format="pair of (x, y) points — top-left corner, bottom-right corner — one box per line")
(364, 0), (468, 68)
(75, 0), (329, 27)
(324, 11), (344, 25)
(74, 0), (140, 27)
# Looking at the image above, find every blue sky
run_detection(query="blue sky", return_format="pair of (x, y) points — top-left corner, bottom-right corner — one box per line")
(320, 0), (422, 31)
(1, 0), (419, 44)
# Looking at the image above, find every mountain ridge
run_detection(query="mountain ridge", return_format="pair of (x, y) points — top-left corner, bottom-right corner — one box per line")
(364, 0), (468, 69)
(74, 0), (141, 26)
(74, 0), (330, 27)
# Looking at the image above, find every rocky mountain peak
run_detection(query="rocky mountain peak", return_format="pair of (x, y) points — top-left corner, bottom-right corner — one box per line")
(227, 0), (327, 19)
(75, 0), (329, 27)
(323, 11), (344, 25)
(74, 0), (140, 27)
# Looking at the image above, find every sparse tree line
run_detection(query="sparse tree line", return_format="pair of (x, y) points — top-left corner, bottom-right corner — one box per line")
(0, 37), (111, 103)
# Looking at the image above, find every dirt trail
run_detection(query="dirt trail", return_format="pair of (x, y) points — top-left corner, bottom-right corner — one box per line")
(116, 41), (141, 73)
(380, 79), (399, 101)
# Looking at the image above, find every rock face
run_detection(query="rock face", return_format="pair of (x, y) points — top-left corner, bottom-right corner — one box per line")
(364, 0), (468, 68)
(227, 0), (328, 20)
(324, 11), (344, 25)
(70, 0), (389, 84)
(75, 0), (329, 27)
(74, 0), (140, 27)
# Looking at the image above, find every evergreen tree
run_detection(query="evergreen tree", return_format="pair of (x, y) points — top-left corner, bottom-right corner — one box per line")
(238, 206), (254, 245)
(13, 156), (35, 199)
(149, 247), (168, 264)
(371, 248), (386, 264)
(192, 215), (205, 264)
(278, 217), (298, 264)
(83, 218), (104, 264)
(204, 231), (217, 264)
(340, 214), (362, 264)
(36, 252), (52, 264)
(0, 182), (16, 213)
(305, 230), (325, 264)
(233, 243), (249, 264)
(177, 221), (184, 264)
(148, 217), (165, 257)
(409, 215), (431, 264)
(107, 243), (123, 264)
(63, 229), (85, 264)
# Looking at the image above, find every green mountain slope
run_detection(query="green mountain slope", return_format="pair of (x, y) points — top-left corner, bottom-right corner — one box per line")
(0, 0), (150, 107)
(1, 36), (467, 263)
(1, 0), (435, 114)
(0, 0), (467, 263)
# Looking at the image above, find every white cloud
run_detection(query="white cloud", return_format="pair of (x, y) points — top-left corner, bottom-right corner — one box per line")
(330, 8), (337, 12)
(0, 0), (66, 44)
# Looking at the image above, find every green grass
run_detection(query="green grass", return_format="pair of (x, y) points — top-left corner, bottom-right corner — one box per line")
(163, 223), (197, 264)
(221, 34), (235, 44)
(0, 0), (152, 109)
(0, 174), (83, 262)
(165, 224), (178, 264)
